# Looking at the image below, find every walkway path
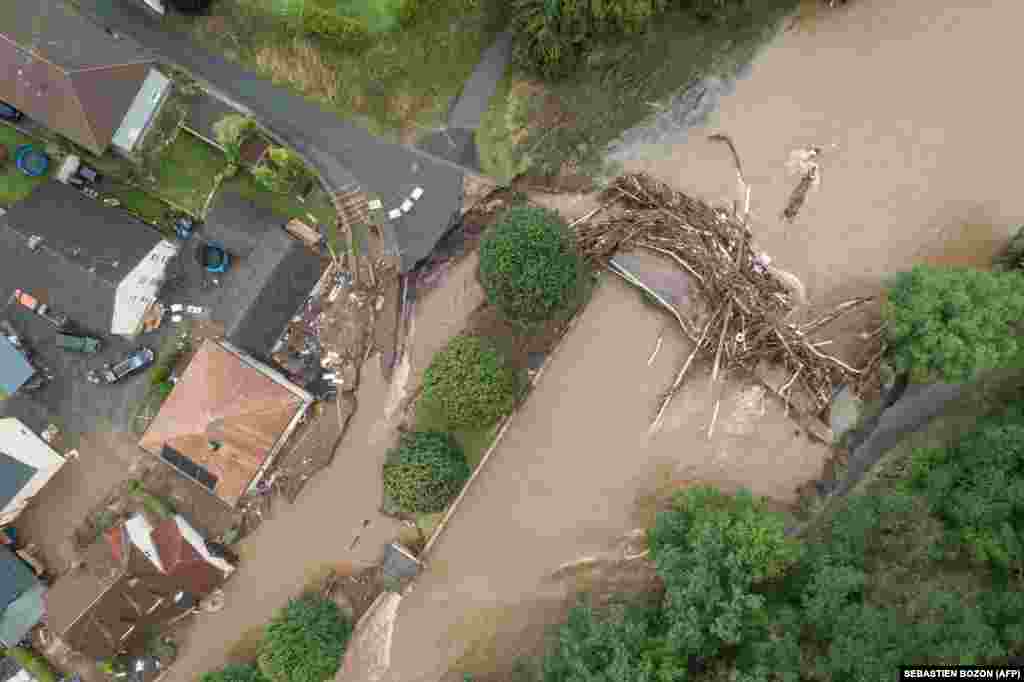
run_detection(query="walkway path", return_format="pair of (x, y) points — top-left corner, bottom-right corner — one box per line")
(415, 31), (514, 171)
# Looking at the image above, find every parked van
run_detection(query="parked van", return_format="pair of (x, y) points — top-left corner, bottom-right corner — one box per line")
(56, 333), (101, 354)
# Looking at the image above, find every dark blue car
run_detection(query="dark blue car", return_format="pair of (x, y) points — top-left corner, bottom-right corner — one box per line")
(0, 101), (24, 122)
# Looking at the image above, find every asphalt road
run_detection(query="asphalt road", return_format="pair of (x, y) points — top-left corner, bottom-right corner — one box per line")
(74, 0), (467, 271)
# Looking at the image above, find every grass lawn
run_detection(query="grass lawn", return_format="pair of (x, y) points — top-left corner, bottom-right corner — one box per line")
(149, 130), (226, 215)
(329, 0), (404, 34)
(477, 1), (797, 183)
(168, 0), (506, 138)
(226, 171), (337, 242)
(110, 183), (172, 226)
(0, 125), (48, 207)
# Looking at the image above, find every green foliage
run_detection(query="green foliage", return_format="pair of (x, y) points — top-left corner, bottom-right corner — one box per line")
(150, 366), (171, 387)
(382, 431), (470, 513)
(907, 404), (1024, 573)
(126, 480), (176, 519)
(509, 0), (669, 79)
(479, 205), (582, 324)
(420, 335), (517, 428)
(201, 664), (266, 682)
(399, 0), (478, 27)
(253, 147), (315, 195)
(684, 0), (752, 23)
(884, 265), (1024, 383)
(212, 114), (258, 167)
(540, 602), (667, 682)
(4, 648), (58, 682)
(304, 7), (372, 51)
(648, 487), (800, 666)
(258, 596), (352, 682)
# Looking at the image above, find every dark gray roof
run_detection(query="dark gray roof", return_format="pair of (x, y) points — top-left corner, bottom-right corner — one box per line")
(0, 338), (34, 396)
(0, 452), (36, 512)
(224, 229), (321, 358)
(201, 188), (283, 256)
(6, 0), (153, 71)
(0, 183), (165, 333)
(382, 542), (421, 581)
(0, 546), (37, 610)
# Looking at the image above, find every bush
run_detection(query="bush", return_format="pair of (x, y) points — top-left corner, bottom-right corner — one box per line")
(253, 147), (315, 195)
(885, 265), (1024, 382)
(212, 114), (257, 168)
(399, 0), (479, 28)
(127, 481), (176, 519)
(201, 664), (266, 682)
(382, 431), (470, 513)
(685, 0), (751, 23)
(479, 205), (583, 324)
(258, 596), (351, 682)
(420, 335), (517, 428)
(510, 0), (668, 79)
(304, 7), (372, 50)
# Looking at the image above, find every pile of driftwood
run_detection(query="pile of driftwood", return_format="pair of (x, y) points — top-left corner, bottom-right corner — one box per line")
(575, 171), (879, 435)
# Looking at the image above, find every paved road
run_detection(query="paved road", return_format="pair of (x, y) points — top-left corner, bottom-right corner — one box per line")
(447, 31), (513, 131)
(74, 0), (467, 269)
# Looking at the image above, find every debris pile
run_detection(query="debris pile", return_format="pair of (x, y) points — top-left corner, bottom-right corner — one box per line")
(575, 172), (877, 432)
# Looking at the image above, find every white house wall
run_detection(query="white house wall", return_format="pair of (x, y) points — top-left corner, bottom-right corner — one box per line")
(0, 418), (66, 526)
(112, 240), (179, 336)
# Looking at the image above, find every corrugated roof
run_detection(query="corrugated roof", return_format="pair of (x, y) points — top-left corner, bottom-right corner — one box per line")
(0, 582), (46, 647)
(1, 0), (155, 154)
(0, 338), (34, 396)
(139, 341), (307, 506)
(0, 546), (38, 611)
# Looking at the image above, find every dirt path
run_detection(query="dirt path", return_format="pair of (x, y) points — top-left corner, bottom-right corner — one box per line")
(612, 0), (1024, 306)
(383, 275), (828, 682)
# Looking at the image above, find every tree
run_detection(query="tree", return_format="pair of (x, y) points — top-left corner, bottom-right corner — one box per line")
(213, 114), (257, 178)
(201, 665), (266, 682)
(420, 335), (517, 428)
(509, 0), (669, 79)
(253, 147), (314, 195)
(647, 487), (801, 667)
(258, 596), (351, 682)
(382, 431), (471, 514)
(884, 265), (1024, 383)
(478, 205), (583, 324)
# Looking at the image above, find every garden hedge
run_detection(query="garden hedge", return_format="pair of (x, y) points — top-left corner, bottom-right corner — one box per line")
(382, 431), (470, 514)
(420, 335), (517, 428)
(304, 7), (371, 50)
(479, 204), (583, 324)
(258, 596), (351, 682)
(885, 265), (1024, 382)
(201, 665), (266, 682)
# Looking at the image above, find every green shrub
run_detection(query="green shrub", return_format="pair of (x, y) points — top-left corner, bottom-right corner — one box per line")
(421, 335), (517, 428)
(479, 204), (583, 324)
(258, 596), (351, 682)
(253, 147), (315, 195)
(399, 0), (478, 28)
(304, 7), (371, 50)
(382, 431), (470, 513)
(510, 0), (668, 79)
(201, 664), (266, 682)
(150, 366), (171, 387)
(884, 265), (1024, 382)
(685, 0), (751, 23)
(4, 647), (58, 682)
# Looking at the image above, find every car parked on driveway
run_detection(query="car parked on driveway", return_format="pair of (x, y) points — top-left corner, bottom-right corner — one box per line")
(56, 333), (102, 354)
(88, 347), (154, 384)
(0, 101), (24, 122)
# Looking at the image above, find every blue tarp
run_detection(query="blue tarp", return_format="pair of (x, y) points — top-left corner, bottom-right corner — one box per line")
(0, 338), (33, 396)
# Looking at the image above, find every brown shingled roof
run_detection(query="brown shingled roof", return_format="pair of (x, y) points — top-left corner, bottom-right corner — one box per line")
(139, 341), (307, 506)
(0, 1), (155, 154)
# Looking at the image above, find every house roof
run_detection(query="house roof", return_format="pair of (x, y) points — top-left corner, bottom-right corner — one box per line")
(51, 515), (226, 659)
(151, 517), (222, 596)
(139, 340), (309, 506)
(224, 229), (322, 358)
(0, 338), (34, 397)
(0, 182), (166, 334)
(0, 0), (155, 154)
(0, 546), (37, 611)
(0, 453), (36, 512)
